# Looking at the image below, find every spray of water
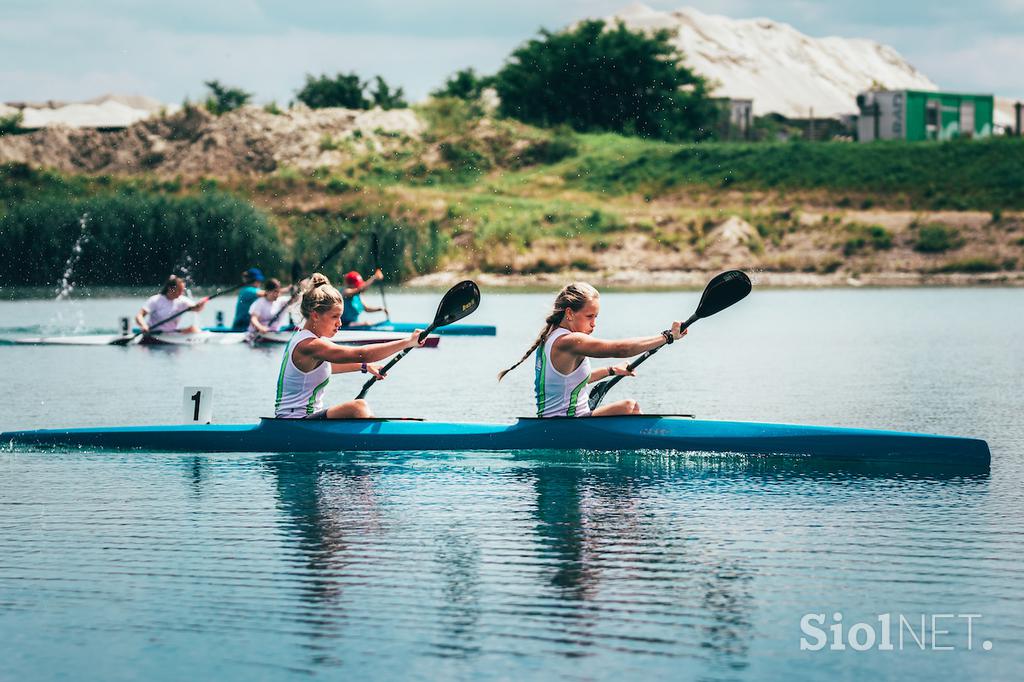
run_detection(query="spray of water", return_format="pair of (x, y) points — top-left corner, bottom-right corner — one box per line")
(55, 213), (90, 301)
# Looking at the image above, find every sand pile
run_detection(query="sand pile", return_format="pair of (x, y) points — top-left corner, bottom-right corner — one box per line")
(0, 105), (424, 176)
(702, 216), (758, 268)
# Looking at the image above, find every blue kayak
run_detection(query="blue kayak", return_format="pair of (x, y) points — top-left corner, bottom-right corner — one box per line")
(205, 321), (496, 336)
(350, 321), (496, 336)
(1, 416), (988, 465)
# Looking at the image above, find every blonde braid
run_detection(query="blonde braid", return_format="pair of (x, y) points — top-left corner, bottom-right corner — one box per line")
(497, 282), (599, 381)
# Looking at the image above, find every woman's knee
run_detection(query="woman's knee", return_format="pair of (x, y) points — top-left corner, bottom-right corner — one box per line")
(353, 399), (372, 418)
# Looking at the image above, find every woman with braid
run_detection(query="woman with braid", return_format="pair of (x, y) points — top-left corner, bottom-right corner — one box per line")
(498, 283), (686, 417)
(275, 273), (424, 420)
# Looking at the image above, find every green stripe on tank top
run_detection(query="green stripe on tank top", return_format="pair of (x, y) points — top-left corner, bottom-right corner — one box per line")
(567, 376), (589, 417)
(535, 344), (547, 417)
(306, 377), (330, 415)
(274, 331), (299, 412)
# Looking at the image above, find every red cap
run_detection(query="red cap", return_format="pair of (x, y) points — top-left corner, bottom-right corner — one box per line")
(344, 271), (364, 287)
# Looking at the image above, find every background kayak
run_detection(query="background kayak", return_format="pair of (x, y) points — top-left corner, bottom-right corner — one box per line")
(1, 415), (990, 466)
(4, 330), (439, 347)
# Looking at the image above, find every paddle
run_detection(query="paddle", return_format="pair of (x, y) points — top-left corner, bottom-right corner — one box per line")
(111, 282), (245, 346)
(370, 232), (390, 320)
(587, 270), (752, 410)
(355, 280), (480, 400)
(263, 234), (350, 333)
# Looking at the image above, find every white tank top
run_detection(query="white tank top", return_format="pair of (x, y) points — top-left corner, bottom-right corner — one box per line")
(535, 327), (592, 417)
(275, 330), (332, 418)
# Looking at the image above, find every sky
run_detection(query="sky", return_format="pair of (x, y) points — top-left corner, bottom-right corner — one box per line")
(2, 0), (1022, 105)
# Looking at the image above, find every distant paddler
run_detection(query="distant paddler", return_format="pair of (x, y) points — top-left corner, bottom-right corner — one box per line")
(230, 268), (266, 331)
(247, 278), (292, 336)
(134, 275), (207, 334)
(341, 269), (388, 327)
(497, 282), (686, 417)
(276, 273), (424, 419)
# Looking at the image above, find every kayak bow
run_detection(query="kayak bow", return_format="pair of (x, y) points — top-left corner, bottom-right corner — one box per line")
(1, 416), (989, 466)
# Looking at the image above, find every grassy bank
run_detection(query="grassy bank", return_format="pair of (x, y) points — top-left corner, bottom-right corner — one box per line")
(558, 134), (1024, 210)
(2, 110), (1024, 286)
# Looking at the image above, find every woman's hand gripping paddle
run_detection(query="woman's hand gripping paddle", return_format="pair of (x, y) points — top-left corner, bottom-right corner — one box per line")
(110, 282), (246, 346)
(355, 280), (481, 400)
(587, 270), (752, 410)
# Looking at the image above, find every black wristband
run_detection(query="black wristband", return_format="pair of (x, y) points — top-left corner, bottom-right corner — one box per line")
(661, 329), (674, 345)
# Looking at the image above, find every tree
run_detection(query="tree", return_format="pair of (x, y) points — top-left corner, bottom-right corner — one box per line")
(296, 72), (368, 109)
(431, 68), (492, 101)
(369, 76), (408, 110)
(493, 20), (718, 141)
(203, 80), (251, 115)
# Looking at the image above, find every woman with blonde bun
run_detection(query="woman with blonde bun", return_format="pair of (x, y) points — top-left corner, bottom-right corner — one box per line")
(498, 282), (686, 417)
(275, 273), (424, 419)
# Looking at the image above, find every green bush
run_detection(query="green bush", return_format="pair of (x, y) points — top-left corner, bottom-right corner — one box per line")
(369, 76), (407, 110)
(203, 80), (251, 115)
(296, 72), (406, 110)
(843, 223), (892, 255)
(0, 192), (284, 286)
(915, 224), (964, 253)
(0, 111), (24, 136)
(297, 72), (368, 109)
(431, 68), (493, 101)
(933, 258), (1000, 273)
(494, 20), (718, 141)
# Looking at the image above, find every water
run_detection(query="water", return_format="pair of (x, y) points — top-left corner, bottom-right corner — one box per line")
(1, 288), (1022, 680)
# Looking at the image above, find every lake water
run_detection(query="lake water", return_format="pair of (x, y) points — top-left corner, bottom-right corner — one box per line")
(1, 287), (1022, 680)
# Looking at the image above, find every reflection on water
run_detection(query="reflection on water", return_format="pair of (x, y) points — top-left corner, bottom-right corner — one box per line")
(180, 449), (1001, 678)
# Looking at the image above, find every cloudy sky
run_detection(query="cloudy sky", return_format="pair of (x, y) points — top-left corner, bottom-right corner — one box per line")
(2, 0), (1022, 105)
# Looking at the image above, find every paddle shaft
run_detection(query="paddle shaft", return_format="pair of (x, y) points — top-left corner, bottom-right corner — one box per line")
(355, 325), (433, 400)
(266, 236), (351, 330)
(590, 313), (698, 407)
(371, 234), (389, 318)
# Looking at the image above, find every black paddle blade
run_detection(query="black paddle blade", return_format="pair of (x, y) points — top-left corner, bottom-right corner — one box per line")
(432, 280), (480, 329)
(588, 379), (612, 409)
(694, 270), (751, 319)
(290, 260), (303, 284)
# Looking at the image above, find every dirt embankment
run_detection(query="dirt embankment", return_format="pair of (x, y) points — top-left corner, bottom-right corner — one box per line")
(0, 105), (423, 175)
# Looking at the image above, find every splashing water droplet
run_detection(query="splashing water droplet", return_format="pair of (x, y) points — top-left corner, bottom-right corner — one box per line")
(55, 213), (90, 301)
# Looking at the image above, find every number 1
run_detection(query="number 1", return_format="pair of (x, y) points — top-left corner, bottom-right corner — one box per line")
(191, 390), (201, 421)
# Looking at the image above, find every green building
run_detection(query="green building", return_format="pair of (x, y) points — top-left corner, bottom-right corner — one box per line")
(856, 90), (994, 142)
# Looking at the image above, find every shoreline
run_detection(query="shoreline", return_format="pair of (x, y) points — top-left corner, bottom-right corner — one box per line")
(405, 269), (1024, 290)
(3, 269), (1024, 300)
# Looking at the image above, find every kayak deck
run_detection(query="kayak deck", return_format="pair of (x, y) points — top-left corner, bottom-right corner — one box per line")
(1, 416), (990, 465)
(346, 321), (496, 336)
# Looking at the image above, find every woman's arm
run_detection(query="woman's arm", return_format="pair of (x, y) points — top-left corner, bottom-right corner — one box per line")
(134, 308), (149, 333)
(587, 364), (636, 384)
(298, 331), (423, 365)
(250, 312), (269, 334)
(330, 361), (386, 379)
(556, 323), (686, 359)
